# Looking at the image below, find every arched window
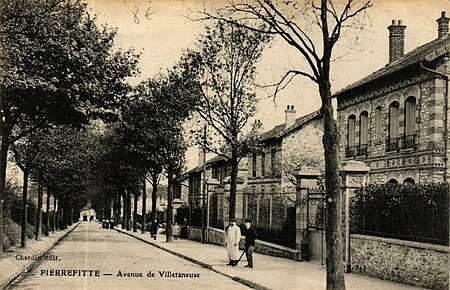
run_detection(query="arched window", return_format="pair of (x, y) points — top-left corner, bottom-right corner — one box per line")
(388, 179), (399, 185)
(403, 178), (415, 185)
(358, 111), (369, 156)
(375, 106), (382, 140)
(403, 97), (416, 149)
(346, 115), (356, 157)
(387, 102), (400, 151)
(359, 111), (369, 145)
(404, 97), (416, 135)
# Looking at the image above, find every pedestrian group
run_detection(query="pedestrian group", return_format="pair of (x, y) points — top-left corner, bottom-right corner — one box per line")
(226, 218), (256, 269)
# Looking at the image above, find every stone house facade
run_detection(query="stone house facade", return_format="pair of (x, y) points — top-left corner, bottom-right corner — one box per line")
(247, 108), (324, 193)
(244, 108), (324, 234)
(335, 12), (450, 184)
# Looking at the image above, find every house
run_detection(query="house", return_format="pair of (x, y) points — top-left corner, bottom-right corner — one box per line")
(247, 107), (324, 193)
(335, 12), (450, 184)
(186, 153), (248, 226)
(244, 107), (324, 245)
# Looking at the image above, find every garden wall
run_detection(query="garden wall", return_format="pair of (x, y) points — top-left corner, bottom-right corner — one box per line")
(350, 234), (449, 289)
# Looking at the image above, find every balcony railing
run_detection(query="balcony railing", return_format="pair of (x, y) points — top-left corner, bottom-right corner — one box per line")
(386, 135), (417, 152)
(345, 146), (356, 158)
(401, 134), (417, 149)
(386, 137), (400, 152)
(357, 144), (368, 156)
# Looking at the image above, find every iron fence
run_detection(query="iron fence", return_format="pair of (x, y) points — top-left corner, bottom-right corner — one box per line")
(351, 184), (449, 245)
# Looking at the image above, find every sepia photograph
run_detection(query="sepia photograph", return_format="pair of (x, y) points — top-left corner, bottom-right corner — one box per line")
(0, 0), (449, 289)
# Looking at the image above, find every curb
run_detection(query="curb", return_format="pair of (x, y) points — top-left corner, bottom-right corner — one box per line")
(116, 229), (270, 290)
(1, 222), (80, 289)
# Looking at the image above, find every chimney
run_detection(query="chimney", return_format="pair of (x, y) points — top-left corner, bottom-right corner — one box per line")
(388, 20), (406, 63)
(437, 11), (449, 39)
(285, 105), (296, 128)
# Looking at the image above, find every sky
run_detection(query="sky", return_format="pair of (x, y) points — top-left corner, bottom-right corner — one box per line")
(86, 0), (450, 170)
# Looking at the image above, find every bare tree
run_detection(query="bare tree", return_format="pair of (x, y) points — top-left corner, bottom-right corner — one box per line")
(199, 1), (372, 289)
(187, 20), (271, 220)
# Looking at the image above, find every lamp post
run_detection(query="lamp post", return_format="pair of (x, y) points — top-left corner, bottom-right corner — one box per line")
(201, 125), (207, 244)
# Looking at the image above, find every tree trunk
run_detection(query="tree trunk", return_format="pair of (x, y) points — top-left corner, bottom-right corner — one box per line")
(56, 199), (61, 231)
(114, 191), (121, 226)
(141, 177), (147, 234)
(53, 197), (57, 232)
(133, 191), (138, 232)
(21, 169), (29, 247)
(35, 177), (43, 241)
(321, 86), (345, 290)
(68, 202), (73, 226)
(121, 188), (127, 228)
(0, 125), (11, 252)
(229, 146), (238, 220)
(126, 189), (131, 231)
(151, 173), (158, 218)
(45, 187), (51, 236)
(166, 172), (174, 243)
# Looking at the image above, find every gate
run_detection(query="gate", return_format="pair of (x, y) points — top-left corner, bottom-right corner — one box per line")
(307, 188), (326, 264)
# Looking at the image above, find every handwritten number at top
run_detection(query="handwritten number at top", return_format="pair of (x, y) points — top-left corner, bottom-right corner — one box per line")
(133, 5), (155, 24)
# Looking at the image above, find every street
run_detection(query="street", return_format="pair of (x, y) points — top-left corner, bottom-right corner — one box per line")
(5, 222), (249, 290)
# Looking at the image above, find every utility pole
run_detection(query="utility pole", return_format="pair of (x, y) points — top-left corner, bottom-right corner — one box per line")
(201, 125), (207, 244)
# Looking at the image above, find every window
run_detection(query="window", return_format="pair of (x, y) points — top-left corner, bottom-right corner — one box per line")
(375, 106), (382, 140)
(358, 111), (369, 156)
(403, 178), (415, 185)
(387, 102), (400, 151)
(261, 152), (266, 177)
(404, 97), (416, 136)
(403, 97), (416, 149)
(173, 183), (181, 199)
(387, 179), (398, 185)
(252, 153), (257, 177)
(270, 148), (277, 176)
(346, 115), (356, 157)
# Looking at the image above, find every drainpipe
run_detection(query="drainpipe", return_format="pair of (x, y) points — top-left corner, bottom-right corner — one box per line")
(420, 61), (449, 183)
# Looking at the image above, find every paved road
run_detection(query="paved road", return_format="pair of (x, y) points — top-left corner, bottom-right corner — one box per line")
(6, 222), (249, 290)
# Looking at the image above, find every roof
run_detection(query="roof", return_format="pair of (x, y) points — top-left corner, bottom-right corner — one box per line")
(260, 110), (321, 142)
(334, 35), (450, 98)
(186, 155), (228, 174)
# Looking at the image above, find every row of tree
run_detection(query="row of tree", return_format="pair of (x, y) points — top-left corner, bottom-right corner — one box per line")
(0, 0), (139, 250)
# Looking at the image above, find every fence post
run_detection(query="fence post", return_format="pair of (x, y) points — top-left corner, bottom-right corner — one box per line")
(294, 167), (321, 261)
(339, 160), (370, 273)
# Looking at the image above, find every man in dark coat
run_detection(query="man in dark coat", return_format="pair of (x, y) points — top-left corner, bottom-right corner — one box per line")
(244, 219), (256, 268)
(150, 218), (158, 240)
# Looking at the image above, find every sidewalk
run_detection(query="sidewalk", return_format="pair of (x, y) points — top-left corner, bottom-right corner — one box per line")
(116, 228), (425, 290)
(0, 222), (79, 289)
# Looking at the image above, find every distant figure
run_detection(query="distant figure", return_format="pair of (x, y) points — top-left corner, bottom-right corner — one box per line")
(102, 219), (106, 228)
(109, 219), (114, 229)
(105, 219), (110, 229)
(172, 222), (180, 240)
(150, 218), (158, 240)
(225, 218), (241, 266)
(180, 223), (188, 239)
(244, 219), (256, 269)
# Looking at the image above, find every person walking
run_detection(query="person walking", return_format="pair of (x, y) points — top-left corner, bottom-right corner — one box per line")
(150, 218), (158, 240)
(244, 219), (256, 269)
(225, 218), (241, 266)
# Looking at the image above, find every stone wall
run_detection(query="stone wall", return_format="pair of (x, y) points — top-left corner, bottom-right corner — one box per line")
(350, 234), (449, 289)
